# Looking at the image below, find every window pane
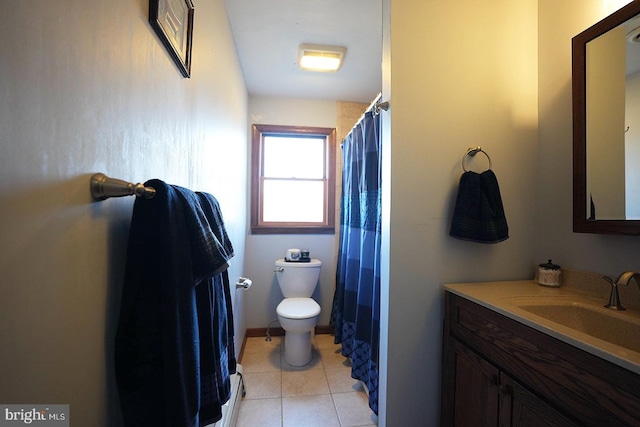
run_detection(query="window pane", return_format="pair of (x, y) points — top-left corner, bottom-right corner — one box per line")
(263, 136), (324, 179)
(263, 180), (324, 222)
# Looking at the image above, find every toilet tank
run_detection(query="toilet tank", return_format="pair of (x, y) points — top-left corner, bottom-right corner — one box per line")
(275, 258), (322, 298)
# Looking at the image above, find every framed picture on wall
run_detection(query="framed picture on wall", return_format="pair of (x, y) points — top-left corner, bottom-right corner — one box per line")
(149, 0), (194, 77)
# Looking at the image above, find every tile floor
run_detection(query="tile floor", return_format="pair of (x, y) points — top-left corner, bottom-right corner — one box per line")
(237, 334), (378, 427)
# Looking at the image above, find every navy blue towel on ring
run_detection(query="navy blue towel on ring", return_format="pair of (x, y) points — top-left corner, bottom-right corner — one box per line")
(449, 169), (509, 243)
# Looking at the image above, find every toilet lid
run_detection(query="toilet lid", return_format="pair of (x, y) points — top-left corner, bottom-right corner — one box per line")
(277, 298), (321, 319)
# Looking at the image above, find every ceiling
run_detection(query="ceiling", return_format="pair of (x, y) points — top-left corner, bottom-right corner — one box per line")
(224, 0), (383, 104)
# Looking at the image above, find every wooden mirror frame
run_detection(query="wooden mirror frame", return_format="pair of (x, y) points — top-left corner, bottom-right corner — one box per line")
(573, 0), (640, 235)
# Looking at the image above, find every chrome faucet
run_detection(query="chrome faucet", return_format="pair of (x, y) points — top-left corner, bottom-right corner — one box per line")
(602, 271), (640, 311)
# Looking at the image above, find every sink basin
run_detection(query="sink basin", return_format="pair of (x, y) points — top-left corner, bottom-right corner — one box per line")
(504, 296), (640, 353)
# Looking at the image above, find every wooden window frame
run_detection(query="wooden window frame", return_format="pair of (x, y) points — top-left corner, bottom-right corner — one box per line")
(251, 124), (336, 234)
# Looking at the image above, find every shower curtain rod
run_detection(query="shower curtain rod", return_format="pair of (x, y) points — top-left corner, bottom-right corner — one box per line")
(342, 93), (389, 144)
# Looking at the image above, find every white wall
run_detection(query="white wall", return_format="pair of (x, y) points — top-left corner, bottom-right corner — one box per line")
(0, 1), (248, 425)
(537, 0), (640, 275)
(243, 97), (338, 329)
(380, 1), (539, 425)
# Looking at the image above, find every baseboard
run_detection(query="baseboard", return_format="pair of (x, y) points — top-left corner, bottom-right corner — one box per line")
(244, 324), (333, 338)
(245, 327), (285, 338)
(315, 325), (334, 335)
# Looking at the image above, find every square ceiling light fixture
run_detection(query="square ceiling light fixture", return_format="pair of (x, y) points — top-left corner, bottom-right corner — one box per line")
(298, 44), (346, 72)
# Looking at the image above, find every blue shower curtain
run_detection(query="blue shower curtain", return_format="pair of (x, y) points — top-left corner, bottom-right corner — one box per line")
(330, 109), (382, 415)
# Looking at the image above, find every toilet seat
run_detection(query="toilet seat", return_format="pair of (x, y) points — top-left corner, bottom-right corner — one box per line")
(276, 298), (321, 319)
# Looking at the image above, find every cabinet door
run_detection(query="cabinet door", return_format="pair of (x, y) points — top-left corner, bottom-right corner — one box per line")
(452, 341), (500, 427)
(498, 374), (580, 427)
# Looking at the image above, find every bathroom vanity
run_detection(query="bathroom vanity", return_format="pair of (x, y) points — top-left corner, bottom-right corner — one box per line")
(441, 281), (640, 427)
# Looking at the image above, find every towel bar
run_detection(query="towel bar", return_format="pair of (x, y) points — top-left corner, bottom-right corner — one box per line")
(90, 173), (156, 201)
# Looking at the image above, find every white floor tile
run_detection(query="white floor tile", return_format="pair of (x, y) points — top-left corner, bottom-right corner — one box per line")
(237, 398), (282, 427)
(243, 371), (282, 399)
(241, 349), (281, 373)
(332, 391), (377, 427)
(283, 395), (340, 427)
(282, 368), (330, 397)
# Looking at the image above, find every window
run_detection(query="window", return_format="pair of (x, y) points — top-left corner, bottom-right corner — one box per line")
(251, 124), (336, 234)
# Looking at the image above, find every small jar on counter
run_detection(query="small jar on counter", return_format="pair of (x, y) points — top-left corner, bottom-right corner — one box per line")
(538, 259), (561, 287)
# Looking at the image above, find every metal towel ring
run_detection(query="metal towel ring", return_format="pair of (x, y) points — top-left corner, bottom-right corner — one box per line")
(462, 146), (492, 172)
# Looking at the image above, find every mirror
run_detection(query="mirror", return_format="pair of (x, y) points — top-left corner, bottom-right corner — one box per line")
(573, 1), (640, 235)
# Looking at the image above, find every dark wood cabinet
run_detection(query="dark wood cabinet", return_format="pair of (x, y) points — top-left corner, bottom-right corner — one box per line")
(448, 339), (500, 426)
(500, 373), (579, 427)
(441, 291), (640, 427)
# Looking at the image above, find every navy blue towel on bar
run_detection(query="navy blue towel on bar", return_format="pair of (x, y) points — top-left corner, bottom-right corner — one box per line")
(114, 180), (235, 427)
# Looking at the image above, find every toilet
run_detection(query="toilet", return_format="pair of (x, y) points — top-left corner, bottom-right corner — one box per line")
(274, 258), (322, 366)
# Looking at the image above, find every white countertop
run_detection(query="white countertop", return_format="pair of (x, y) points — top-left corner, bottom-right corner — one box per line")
(444, 280), (640, 375)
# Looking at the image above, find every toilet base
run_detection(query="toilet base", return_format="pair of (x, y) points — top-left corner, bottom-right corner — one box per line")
(283, 330), (313, 366)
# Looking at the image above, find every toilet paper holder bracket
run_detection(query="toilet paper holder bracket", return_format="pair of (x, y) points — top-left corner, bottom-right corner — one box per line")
(235, 277), (252, 290)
